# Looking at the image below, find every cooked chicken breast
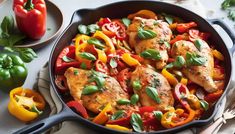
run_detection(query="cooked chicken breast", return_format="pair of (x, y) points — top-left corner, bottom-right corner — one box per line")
(127, 17), (172, 69)
(171, 40), (217, 93)
(64, 67), (129, 113)
(130, 66), (174, 111)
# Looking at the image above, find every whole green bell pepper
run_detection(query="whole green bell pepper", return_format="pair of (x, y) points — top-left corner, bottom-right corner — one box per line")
(0, 53), (28, 91)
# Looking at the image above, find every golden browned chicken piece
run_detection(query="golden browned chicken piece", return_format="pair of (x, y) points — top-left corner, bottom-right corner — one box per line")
(127, 17), (172, 69)
(171, 40), (217, 93)
(130, 66), (174, 111)
(64, 67), (129, 113)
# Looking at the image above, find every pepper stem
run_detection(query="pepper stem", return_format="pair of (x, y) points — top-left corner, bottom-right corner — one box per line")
(24, 0), (34, 11)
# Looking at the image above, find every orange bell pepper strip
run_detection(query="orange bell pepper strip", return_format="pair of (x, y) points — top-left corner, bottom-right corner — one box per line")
(93, 31), (115, 53)
(212, 49), (224, 61)
(127, 10), (157, 19)
(161, 68), (178, 86)
(180, 77), (188, 85)
(121, 53), (141, 66)
(204, 89), (223, 103)
(93, 103), (112, 124)
(176, 22), (197, 33)
(8, 87), (45, 122)
(105, 124), (132, 132)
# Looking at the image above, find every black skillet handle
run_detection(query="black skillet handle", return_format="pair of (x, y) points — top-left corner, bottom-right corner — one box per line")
(13, 107), (77, 134)
(207, 19), (235, 55)
(70, 9), (92, 24)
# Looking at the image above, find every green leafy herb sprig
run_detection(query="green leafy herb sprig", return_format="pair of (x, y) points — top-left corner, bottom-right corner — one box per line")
(0, 16), (37, 63)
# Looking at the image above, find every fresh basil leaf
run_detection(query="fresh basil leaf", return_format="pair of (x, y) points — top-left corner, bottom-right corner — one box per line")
(62, 56), (76, 62)
(165, 63), (174, 69)
(79, 52), (96, 61)
(122, 18), (131, 27)
(186, 52), (206, 66)
(228, 9), (235, 21)
(153, 111), (163, 121)
(132, 80), (142, 90)
(194, 39), (204, 51)
(111, 110), (125, 120)
(82, 85), (99, 95)
(109, 58), (117, 68)
(8, 34), (26, 47)
(89, 76), (105, 89)
(17, 48), (37, 63)
(117, 99), (131, 105)
(164, 41), (171, 49)
(0, 38), (9, 46)
(200, 100), (209, 111)
(87, 24), (100, 34)
(74, 70), (79, 75)
(140, 49), (161, 60)
(174, 56), (185, 68)
(221, 0), (235, 9)
(130, 94), (139, 105)
(137, 27), (157, 40)
(87, 38), (105, 49)
(78, 24), (88, 35)
(165, 15), (174, 24)
(146, 86), (161, 103)
(1, 16), (14, 36)
(80, 62), (87, 69)
(130, 113), (143, 132)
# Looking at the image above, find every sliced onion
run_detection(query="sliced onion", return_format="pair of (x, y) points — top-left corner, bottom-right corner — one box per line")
(55, 75), (69, 92)
(196, 88), (205, 100)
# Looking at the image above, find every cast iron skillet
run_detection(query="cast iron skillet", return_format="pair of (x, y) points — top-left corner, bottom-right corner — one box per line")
(14, 1), (235, 134)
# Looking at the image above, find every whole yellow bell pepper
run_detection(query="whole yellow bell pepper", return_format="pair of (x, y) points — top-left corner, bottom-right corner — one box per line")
(121, 53), (141, 66)
(8, 87), (45, 122)
(93, 103), (112, 124)
(93, 31), (115, 53)
(105, 124), (132, 132)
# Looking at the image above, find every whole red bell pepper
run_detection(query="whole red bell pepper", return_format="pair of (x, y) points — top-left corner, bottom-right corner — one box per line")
(13, 0), (47, 39)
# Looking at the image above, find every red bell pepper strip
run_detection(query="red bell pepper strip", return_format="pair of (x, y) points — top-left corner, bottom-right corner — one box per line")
(13, 0), (47, 39)
(95, 60), (108, 74)
(97, 17), (112, 27)
(55, 75), (69, 93)
(176, 22), (197, 33)
(116, 68), (132, 93)
(170, 34), (189, 45)
(204, 89), (223, 103)
(66, 101), (88, 119)
(55, 46), (80, 74)
(139, 106), (155, 114)
(107, 112), (132, 127)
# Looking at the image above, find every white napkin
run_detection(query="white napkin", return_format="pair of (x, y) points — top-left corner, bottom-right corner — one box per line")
(37, 0), (235, 134)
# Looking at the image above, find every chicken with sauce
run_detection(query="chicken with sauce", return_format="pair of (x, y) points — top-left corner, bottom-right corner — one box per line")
(171, 40), (217, 93)
(130, 66), (174, 111)
(127, 17), (172, 69)
(64, 67), (130, 113)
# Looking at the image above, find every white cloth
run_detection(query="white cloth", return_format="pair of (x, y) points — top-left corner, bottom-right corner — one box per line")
(37, 0), (235, 134)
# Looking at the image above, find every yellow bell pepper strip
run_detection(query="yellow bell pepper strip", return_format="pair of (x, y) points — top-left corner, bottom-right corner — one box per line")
(8, 87), (45, 122)
(93, 31), (115, 53)
(121, 53), (141, 66)
(96, 49), (107, 63)
(105, 124), (132, 132)
(161, 68), (178, 86)
(75, 34), (90, 61)
(180, 77), (188, 85)
(93, 103), (112, 124)
(161, 83), (197, 128)
(212, 49), (224, 61)
(161, 107), (195, 128)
